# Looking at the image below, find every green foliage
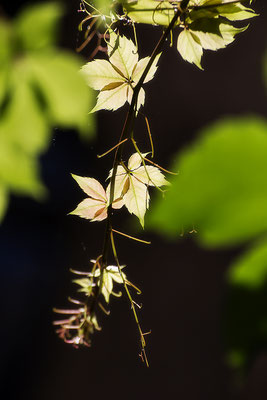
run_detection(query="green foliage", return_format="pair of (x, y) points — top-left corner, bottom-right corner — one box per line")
(228, 238), (267, 289)
(148, 116), (267, 247)
(0, 2), (95, 222)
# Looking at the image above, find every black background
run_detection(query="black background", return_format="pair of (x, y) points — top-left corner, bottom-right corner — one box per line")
(1, 1), (267, 399)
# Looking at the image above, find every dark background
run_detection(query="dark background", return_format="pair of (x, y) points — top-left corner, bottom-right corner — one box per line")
(1, 1), (267, 399)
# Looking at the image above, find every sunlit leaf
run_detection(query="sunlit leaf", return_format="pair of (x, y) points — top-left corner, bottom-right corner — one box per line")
(148, 117), (267, 247)
(108, 31), (138, 80)
(109, 152), (168, 227)
(82, 32), (160, 112)
(80, 59), (123, 90)
(122, 0), (176, 26)
(177, 29), (203, 69)
(124, 174), (150, 228)
(71, 175), (107, 201)
(69, 175), (124, 221)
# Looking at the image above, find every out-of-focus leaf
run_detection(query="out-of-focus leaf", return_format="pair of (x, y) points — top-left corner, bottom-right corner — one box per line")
(263, 49), (267, 92)
(1, 67), (50, 155)
(148, 116), (267, 247)
(29, 53), (95, 136)
(0, 20), (12, 62)
(0, 184), (8, 222)
(228, 238), (267, 289)
(0, 138), (46, 198)
(15, 2), (62, 51)
(0, 21), (12, 106)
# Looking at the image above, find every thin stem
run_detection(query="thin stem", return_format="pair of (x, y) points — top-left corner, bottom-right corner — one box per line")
(112, 228), (151, 244)
(97, 138), (128, 158)
(110, 230), (149, 367)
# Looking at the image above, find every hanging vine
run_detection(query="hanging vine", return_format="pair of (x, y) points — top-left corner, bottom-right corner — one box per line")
(53, 0), (256, 366)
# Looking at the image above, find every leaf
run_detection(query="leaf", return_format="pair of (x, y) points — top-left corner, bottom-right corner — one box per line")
(0, 20), (12, 63)
(132, 53), (161, 84)
(29, 53), (95, 137)
(0, 184), (8, 223)
(148, 116), (267, 247)
(187, 2), (256, 22)
(15, 2), (62, 51)
(71, 175), (107, 202)
(0, 137), (46, 198)
(124, 174), (150, 228)
(91, 83), (129, 113)
(80, 59), (124, 90)
(177, 29), (203, 70)
(69, 198), (107, 221)
(228, 238), (267, 289)
(122, 0), (176, 26)
(0, 21), (12, 106)
(1, 71), (50, 155)
(108, 31), (138, 80)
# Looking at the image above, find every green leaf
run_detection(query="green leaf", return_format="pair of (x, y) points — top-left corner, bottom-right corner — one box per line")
(80, 59), (124, 90)
(0, 137), (46, 198)
(15, 2), (62, 51)
(148, 116), (267, 247)
(122, 0), (176, 26)
(91, 83), (129, 112)
(0, 184), (8, 223)
(187, 2), (256, 22)
(228, 238), (267, 289)
(0, 21), (12, 106)
(1, 71), (50, 155)
(124, 174), (150, 228)
(29, 53), (95, 137)
(177, 29), (203, 69)
(108, 31), (138, 80)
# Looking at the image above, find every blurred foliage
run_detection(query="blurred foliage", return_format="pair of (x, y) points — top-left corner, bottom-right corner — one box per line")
(148, 116), (267, 247)
(0, 2), (95, 222)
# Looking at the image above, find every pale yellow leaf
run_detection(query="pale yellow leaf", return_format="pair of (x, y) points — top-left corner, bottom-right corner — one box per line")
(108, 31), (138, 80)
(69, 198), (107, 221)
(124, 175), (150, 228)
(132, 53), (161, 84)
(91, 83), (129, 112)
(71, 174), (107, 201)
(134, 165), (169, 187)
(80, 59), (123, 90)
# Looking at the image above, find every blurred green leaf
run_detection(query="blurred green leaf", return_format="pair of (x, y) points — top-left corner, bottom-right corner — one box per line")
(0, 137), (46, 198)
(148, 116), (267, 247)
(228, 238), (267, 289)
(1, 65), (50, 155)
(0, 20), (12, 62)
(0, 184), (8, 223)
(15, 2), (62, 51)
(29, 53), (95, 136)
